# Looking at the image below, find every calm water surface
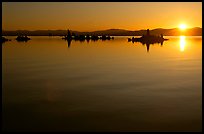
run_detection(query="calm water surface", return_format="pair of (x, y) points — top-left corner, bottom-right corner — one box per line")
(2, 36), (202, 132)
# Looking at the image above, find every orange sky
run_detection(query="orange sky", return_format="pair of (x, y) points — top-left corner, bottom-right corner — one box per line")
(2, 2), (202, 31)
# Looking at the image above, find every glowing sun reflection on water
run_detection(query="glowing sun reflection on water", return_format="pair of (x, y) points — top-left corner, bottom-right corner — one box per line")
(180, 36), (186, 52)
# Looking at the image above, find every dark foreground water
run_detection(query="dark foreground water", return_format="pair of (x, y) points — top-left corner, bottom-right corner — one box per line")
(2, 36), (202, 132)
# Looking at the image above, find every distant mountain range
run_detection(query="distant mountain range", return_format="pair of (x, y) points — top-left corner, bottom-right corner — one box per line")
(2, 27), (202, 36)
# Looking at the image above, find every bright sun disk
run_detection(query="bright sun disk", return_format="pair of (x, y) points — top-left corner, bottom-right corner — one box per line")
(179, 24), (187, 30)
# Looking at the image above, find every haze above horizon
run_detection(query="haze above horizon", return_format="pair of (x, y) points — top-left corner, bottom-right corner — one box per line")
(2, 2), (202, 31)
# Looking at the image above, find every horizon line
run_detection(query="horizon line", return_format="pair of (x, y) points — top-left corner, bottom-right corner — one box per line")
(2, 27), (202, 32)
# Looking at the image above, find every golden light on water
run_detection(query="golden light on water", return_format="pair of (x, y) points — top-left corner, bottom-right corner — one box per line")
(180, 36), (186, 52)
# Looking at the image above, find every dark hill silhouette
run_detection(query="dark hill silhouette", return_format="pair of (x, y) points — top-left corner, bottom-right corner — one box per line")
(2, 27), (202, 36)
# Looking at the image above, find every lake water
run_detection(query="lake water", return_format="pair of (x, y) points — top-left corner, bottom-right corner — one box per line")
(2, 36), (202, 132)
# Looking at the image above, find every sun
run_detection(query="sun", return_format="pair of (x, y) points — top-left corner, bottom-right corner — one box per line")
(179, 24), (187, 30)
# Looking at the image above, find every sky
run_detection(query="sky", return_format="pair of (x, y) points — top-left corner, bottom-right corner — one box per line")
(2, 2), (202, 31)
